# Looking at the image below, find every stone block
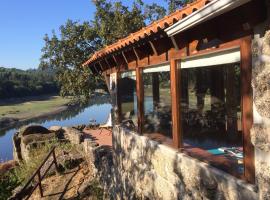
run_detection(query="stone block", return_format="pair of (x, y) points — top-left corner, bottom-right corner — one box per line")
(111, 127), (258, 200)
(49, 126), (62, 132)
(251, 124), (270, 152)
(62, 127), (83, 144)
(256, 162), (270, 200)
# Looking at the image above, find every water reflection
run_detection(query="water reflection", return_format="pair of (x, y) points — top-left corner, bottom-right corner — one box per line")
(0, 99), (112, 161)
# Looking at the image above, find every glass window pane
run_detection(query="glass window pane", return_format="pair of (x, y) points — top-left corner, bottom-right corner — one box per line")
(118, 71), (137, 127)
(143, 69), (172, 143)
(180, 63), (243, 178)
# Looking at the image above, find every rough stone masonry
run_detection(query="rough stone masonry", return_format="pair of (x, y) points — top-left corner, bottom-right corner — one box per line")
(251, 0), (270, 199)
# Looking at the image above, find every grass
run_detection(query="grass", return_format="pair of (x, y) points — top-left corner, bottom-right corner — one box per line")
(0, 96), (70, 120)
(0, 139), (78, 200)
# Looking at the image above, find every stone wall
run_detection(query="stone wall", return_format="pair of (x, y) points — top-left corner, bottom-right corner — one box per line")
(110, 126), (257, 200)
(251, 0), (270, 199)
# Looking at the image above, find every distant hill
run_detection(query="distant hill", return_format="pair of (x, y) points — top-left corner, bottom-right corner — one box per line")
(0, 67), (59, 99)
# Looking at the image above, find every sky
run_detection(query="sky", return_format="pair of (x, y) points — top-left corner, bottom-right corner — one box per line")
(0, 0), (167, 70)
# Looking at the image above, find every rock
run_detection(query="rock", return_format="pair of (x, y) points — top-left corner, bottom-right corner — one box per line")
(12, 124), (86, 163)
(251, 124), (270, 152)
(13, 125), (59, 162)
(22, 132), (60, 146)
(49, 126), (62, 132)
(19, 125), (51, 136)
(257, 162), (270, 200)
(0, 160), (17, 174)
(62, 127), (83, 145)
(77, 180), (91, 196)
(13, 133), (22, 162)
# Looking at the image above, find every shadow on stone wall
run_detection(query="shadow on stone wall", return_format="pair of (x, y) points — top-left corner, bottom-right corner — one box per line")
(98, 126), (258, 200)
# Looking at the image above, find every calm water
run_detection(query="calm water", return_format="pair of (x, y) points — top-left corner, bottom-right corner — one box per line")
(0, 103), (112, 161)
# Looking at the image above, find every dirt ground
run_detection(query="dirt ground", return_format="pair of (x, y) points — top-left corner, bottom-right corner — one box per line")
(29, 161), (101, 200)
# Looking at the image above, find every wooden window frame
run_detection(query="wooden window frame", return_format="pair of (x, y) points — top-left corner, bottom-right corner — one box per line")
(117, 70), (137, 126)
(117, 36), (254, 183)
(136, 62), (172, 137)
(171, 36), (254, 183)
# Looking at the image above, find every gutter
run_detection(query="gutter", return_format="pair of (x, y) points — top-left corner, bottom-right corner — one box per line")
(165, 0), (251, 36)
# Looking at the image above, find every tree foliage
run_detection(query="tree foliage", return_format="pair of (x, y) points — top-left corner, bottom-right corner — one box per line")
(0, 67), (58, 99)
(166, 0), (194, 13)
(39, 0), (192, 102)
(93, 0), (145, 45)
(144, 3), (166, 22)
(40, 20), (104, 102)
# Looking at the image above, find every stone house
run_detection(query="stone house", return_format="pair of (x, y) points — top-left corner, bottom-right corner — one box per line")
(83, 0), (270, 199)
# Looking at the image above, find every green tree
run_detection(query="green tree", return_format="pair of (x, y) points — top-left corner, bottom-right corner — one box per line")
(39, 20), (103, 102)
(39, 0), (192, 102)
(93, 0), (145, 45)
(165, 0), (194, 13)
(0, 67), (58, 99)
(144, 3), (166, 22)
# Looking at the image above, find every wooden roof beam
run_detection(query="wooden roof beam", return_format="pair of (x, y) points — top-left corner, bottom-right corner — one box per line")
(93, 63), (101, 74)
(90, 64), (98, 74)
(121, 51), (129, 65)
(149, 41), (158, 55)
(104, 57), (111, 69)
(112, 55), (119, 68)
(133, 47), (140, 60)
(98, 61), (106, 71)
(170, 36), (179, 50)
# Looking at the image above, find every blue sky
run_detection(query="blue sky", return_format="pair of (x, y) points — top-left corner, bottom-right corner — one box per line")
(0, 0), (167, 70)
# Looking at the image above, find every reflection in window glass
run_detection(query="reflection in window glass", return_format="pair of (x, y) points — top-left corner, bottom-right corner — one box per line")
(143, 67), (172, 143)
(180, 63), (243, 178)
(118, 71), (137, 127)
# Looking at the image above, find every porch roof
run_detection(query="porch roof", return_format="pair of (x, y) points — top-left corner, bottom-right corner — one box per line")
(83, 0), (211, 67)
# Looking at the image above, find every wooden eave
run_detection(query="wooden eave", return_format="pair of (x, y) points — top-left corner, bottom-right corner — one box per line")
(83, 0), (212, 71)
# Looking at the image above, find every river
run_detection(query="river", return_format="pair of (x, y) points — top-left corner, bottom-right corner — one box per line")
(0, 102), (112, 161)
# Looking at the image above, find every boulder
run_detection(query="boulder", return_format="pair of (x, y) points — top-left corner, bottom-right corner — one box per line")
(13, 124), (85, 163)
(49, 126), (62, 132)
(13, 125), (58, 162)
(19, 125), (51, 136)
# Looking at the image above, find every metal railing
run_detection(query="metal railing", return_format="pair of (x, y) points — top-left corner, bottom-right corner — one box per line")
(13, 146), (58, 200)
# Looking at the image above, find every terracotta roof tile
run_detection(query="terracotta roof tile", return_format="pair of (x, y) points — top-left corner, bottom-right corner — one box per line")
(83, 0), (211, 67)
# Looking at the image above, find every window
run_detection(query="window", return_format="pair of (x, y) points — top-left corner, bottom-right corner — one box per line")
(142, 64), (172, 144)
(118, 71), (137, 127)
(179, 48), (245, 178)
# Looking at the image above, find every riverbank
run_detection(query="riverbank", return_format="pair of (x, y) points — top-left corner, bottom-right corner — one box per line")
(0, 96), (71, 130)
(0, 92), (111, 162)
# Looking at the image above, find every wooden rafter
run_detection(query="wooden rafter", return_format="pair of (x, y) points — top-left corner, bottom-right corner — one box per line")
(149, 41), (158, 55)
(170, 36), (179, 50)
(98, 61), (106, 71)
(133, 47), (140, 60)
(105, 57), (111, 69)
(121, 51), (129, 65)
(112, 55), (119, 67)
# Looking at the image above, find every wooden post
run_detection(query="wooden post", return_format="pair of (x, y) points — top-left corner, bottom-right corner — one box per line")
(52, 148), (58, 171)
(136, 67), (144, 135)
(37, 171), (43, 197)
(241, 37), (255, 183)
(170, 59), (181, 148)
(116, 72), (122, 124)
